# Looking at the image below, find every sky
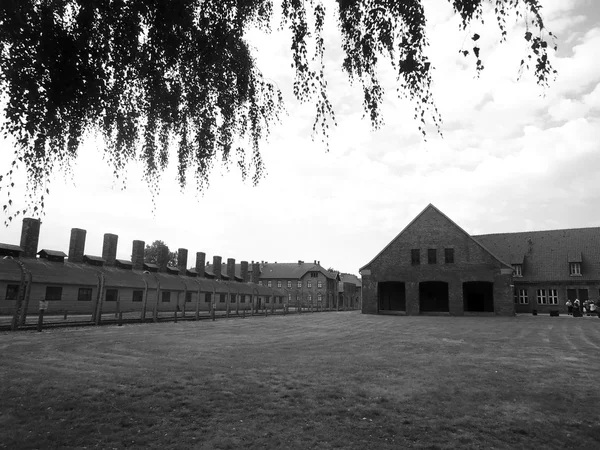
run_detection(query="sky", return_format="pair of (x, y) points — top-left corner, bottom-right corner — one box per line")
(1, 0), (599, 275)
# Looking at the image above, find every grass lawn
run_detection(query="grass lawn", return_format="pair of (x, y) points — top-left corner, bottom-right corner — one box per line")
(1, 312), (599, 449)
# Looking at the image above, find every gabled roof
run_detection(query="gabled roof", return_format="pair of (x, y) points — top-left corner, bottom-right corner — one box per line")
(259, 262), (338, 280)
(116, 259), (133, 269)
(21, 259), (98, 285)
(84, 255), (105, 266)
(360, 204), (512, 272)
(38, 249), (67, 258)
(340, 273), (361, 286)
(143, 263), (159, 272)
(0, 243), (23, 257)
(473, 227), (600, 282)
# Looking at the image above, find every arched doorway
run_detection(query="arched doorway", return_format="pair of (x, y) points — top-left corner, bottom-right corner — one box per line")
(419, 281), (449, 312)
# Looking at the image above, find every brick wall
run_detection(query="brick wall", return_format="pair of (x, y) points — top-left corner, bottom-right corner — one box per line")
(361, 206), (514, 316)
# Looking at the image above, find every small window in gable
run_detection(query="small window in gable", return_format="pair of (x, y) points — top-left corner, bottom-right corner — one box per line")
(428, 249), (437, 264)
(514, 264), (523, 277)
(570, 262), (581, 276)
(444, 248), (454, 264)
(411, 249), (420, 265)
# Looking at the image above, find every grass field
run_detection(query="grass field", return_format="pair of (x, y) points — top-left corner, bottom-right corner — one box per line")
(1, 312), (599, 449)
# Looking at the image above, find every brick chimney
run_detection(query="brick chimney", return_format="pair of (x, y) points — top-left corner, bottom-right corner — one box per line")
(20, 218), (41, 258)
(132, 240), (145, 271)
(241, 261), (249, 282)
(195, 252), (205, 277)
(102, 233), (118, 266)
(213, 256), (222, 279)
(68, 228), (86, 263)
(252, 262), (260, 284)
(177, 248), (188, 275)
(157, 243), (169, 272)
(227, 258), (235, 280)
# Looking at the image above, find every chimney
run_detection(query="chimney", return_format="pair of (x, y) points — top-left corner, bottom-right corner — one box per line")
(227, 258), (235, 280)
(241, 261), (249, 282)
(102, 233), (118, 266)
(68, 228), (86, 263)
(132, 240), (145, 271)
(298, 260), (303, 265)
(195, 252), (205, 277)
(157, 243), (169, 272)
(213, 256), (222, 279)
(20, 218), (41, 258)
(318, 260), (320, 265)
(252, 262), (260, 284)
(177, 248), (188, 275)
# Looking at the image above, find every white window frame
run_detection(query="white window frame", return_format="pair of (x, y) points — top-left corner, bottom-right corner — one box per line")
(277, 280), (281, 288)
(308, 294), (312, 302)
(548, 288), (558, 305)
(297, 280), (302, 288)
(287, 280), (292, 288)
(514, 264), (522, 277)
(317, 294), (322, 302)
(317, 280), (322, 288)
(307, 281), (312, 288)
(518, 289), (528, 305)
(536, 289), (547, 305)
(570, 262), (581, 276)
(267, 280), (272, 287)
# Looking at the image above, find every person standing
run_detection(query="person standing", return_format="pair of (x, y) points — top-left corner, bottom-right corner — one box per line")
(566, 299), (573, 315)
(573, 298), (581, 317)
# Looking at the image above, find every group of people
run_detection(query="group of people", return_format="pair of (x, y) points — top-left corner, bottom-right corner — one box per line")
(566, 298), (599, 317)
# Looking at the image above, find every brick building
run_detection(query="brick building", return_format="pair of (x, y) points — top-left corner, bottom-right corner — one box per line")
(474, 228), (600, 314)
(338, 273), (362, 310)
(252, 261), (341, 309)
(360, 204), (515, 316)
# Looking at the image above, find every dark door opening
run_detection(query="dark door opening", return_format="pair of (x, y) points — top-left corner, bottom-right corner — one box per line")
(419, 281), (449, 312)
(463, 282), (494, 312)
(378, 282), (406, 311)
(568, 288), (588, 301)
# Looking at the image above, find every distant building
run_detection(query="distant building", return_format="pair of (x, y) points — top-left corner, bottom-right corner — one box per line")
(338, 273), (362, 310)
(254, 261), (341, 309)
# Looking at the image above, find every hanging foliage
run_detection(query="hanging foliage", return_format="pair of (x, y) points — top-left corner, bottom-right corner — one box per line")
(0, 0), (556, 223)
